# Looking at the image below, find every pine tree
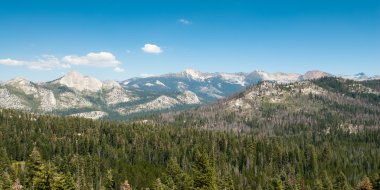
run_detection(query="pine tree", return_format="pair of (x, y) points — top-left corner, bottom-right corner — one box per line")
(32, 163), (55, 190)
(219, 173), (234, 190)
(356, 176), (373, 190)
(26, 147), (44, 188)
(166, 157), (191, 190)
(192, 150), (218, 190)
(1, 171), (13, 190)
(152, 178), (169, 190)
(51, 172), (75, 190)
(104, 169), (116, 190)
(321, 171), (333, 190)
(271, 177), (283, 190)
(0, 148), (10, 171)
(313, 179), (323, 190)
(306, 145), (318, 178)
(334, 172), (351, 190)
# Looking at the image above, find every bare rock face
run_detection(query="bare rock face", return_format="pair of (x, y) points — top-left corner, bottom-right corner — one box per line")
(70, 111), (108, 119)
(58, 71), (103, 92)
(302, 70), (332, 80)
(177, 90), (200, 104)
(0, 88), (29, 110)
(246, 70), (301, 84)
(103, 81), (134, 106)
(181, 68), (214, 81)
(199, 85), (224, 99)
(218, 73), (246, 86)
(57, 92), (92, 109)
(38, 88), (57, 112)
(102, 80), (122, 90)
(5, 77), (38, 95)
(119, 95), (180, 115)
(5, 77), (57, 112)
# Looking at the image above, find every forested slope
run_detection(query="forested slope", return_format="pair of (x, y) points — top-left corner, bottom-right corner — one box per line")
(0, 109), (380, 189)
(159, 78), (380, 135)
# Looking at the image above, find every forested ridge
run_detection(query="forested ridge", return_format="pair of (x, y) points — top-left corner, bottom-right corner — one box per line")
(158, 78), (380, 133)
(0, 108), (380, 190)
(1, 78), (380, 190)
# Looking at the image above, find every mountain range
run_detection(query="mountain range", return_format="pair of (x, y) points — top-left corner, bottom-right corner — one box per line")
(0, 69), (379, 119)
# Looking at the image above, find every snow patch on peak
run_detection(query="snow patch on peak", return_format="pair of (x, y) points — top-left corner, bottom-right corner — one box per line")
(155, 80), (167, 87)
(145, 82), (154, 87)
(58, 71), (103, 92)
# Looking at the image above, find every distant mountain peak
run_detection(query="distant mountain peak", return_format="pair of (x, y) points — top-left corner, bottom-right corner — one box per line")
(181, 68), (212, 81)
(184, 68), (198, 74)
(6, 77), (31, 85)
(302, 70), (332, 80)
(58, 70), (103, 92)
(247, 70), (300, 83)
(355, 72), (366, 77)
(103, 80), (121, 90)
(341, 72), (370, 81)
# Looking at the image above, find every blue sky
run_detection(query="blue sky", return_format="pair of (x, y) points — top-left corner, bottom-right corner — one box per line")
(0, 0), (379, 81)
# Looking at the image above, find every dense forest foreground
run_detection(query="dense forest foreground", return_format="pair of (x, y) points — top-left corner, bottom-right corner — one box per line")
(0, 108), (379, 190)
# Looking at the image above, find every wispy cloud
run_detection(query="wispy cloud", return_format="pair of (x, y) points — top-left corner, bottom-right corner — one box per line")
(142, 44), (163, 54)
(0, 55), (68, 70)
(62, 52), (120, 67)
(0, 51), (123, 72)
(29, 55), (67, 70)
(0, 58), (25, 66)
(178, 18), (191, 25)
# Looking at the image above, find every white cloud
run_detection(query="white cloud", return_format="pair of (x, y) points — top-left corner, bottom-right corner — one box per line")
(178, 18), (191, 25)
(62, 52), (120, 67)
(0, 56), (67, 70)
(114, 67), (125, 73)
(0, 58), (25, 66)
(0, 51), (122, 72)
(28, 55), (64, 70)
(142, 44), (162, 54)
